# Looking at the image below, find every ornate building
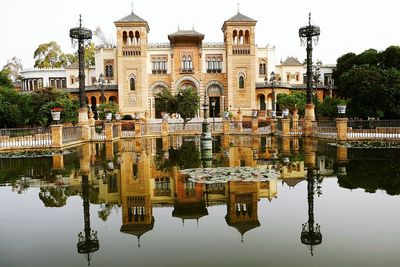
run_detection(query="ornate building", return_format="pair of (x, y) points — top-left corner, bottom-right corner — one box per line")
(96, 9), (281, 118)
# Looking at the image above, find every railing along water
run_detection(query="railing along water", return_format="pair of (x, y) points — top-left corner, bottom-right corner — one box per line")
(121, 121), (135, 137)
(312, 120), (337, 139)
(0, 128), (52, 148)
(90, 125), (105, 141)
(348, 120), (400, 140)
(62, 126), (81, 144)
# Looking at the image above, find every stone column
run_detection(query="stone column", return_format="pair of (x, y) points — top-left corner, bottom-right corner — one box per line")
(281, 118), (291, 137)
(222, 120), (230, 135)
(270, 118), (277, 135)
(106, 141), (114, 160)
(162, 120), (169, 136)
(105, 122), (113, 141)
(252, 117), (258, 135)
(51, 124), (63, 148)
(303, 119), (313, 137)
(336, 118), (348, 142)
(134, 121), (142, 138)
(81, 125), (90, 141)
(52, 154), (64, 169)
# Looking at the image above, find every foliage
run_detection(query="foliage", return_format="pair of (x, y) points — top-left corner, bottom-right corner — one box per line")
(337, 159), (400, 195)
(2, 57), (23, 82)
(176, 88), (200, 127)
(158, 140), (201, 170)
(0, 86), (33, 127)
(121, 114), (133, 120)
(155, 89), (177, 115)
(0, 70), (13, 88)
(34, 41), (75, 68)
(93, 26), (115, 48)
(316, 97), (348, 118)
(33, 41), (95, 69)
(338, 65), (400, 118)
(333, 46), (400, 119)
(29, 87), (79, 126)
(97, 102), (119, 120)
(277, 92), (306, 115)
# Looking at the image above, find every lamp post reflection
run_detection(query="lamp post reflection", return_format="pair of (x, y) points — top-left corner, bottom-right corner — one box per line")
(77, 175), (99, 265)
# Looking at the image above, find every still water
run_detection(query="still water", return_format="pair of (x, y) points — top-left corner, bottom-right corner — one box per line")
(0, 136), (399, 267)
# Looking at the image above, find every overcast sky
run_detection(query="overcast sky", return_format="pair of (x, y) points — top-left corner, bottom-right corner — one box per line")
(1, 0), (399, 69)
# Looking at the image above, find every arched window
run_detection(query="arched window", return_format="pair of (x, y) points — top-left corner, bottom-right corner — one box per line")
(239, 30), (244, 44)
(233, 30), (238, 44)
(105, 65), (113, 78)
(135, 31), (140, 45)
(245, 30), (250, 44)
(187, 56), (192, 70)
(181, 56), (186, 69)
(239, 76), (244, 89)
(130, 77), (136, 91)
(123, 31), (128, 45)
(128, 31), (134, 45)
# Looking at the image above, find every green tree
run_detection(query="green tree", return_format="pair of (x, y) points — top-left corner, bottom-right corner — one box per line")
(30, 87), (79, 126)
(97, 101), (119, 120)
(277, 92), (306, 115)
(154, 89), (177, 115)
(380, 45), (400, 69)
(176, 87), (200, 128)
(2, 57), (23, 82)
(0, 69), (13, 88)
(0, 86), (32, 127)
(339, 65), (400, 118)
(316, 96), (348, 118)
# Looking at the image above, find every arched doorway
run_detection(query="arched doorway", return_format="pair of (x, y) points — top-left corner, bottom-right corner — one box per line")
(153, 85), (169, 119)
(206, 81), (224, 118)
(91, 96), (98, 120)
(259, 94), (266, 111)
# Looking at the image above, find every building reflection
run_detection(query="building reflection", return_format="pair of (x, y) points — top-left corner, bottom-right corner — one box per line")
(8, 136), (338, 248)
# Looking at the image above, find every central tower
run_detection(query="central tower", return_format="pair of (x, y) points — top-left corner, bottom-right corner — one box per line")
(114, 10), (150, 115)
(222, 11), (257, 115)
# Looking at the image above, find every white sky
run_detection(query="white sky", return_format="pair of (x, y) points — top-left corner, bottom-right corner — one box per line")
(1, 0), (399, 69)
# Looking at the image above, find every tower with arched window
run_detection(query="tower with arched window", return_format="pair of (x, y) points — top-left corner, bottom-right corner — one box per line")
(222, 11), (257, 115)
(114, 10), (150, 114)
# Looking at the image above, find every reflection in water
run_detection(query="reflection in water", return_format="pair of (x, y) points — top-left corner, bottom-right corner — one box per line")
(77, 174), (99, 265)
(2, 136), (400, 266)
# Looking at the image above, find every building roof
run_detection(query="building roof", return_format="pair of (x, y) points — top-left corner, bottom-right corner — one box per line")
(226, 12), (257, 22)
(114, 11), (150, 32)
(115, 11), (147, 23)
(168, 29), (205, 42)
(281, 57), (303, 66)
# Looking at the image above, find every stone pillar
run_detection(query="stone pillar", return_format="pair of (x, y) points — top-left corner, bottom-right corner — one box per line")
(304, 103), (315, 122)
(252, 118), (258, 135)
(222, 135), (230, 150)
(52, 154), (64, 169)
(105, 122), (113, 141)
(282, 136), (291, 155)
(292, 110), (300, 135)
(78, 107), (89, 126)
(270, 119), (277, 135)
(304, 119), (313, 137)
(162, 120), (169, 136)
(80, 143), (91, 176)
(336, 118), (348, 142)
(222, 120), (230, 135)
(162, 136), (169, 151)
(81, 125), (90, 141)
(88, 111), (95, 126)
(106, 141), (114, 160)
(281, 118), (291, 137)
(51, 125), (63, 148)
(116, 122), (122, 139)
(304, 137), (316, 169)
(135, 121), (142, 138)
(337, 144), (348, 162)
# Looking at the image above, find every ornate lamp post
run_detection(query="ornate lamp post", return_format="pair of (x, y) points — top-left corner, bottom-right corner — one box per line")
(98, 73), (105, 105)
(70, 15), (92, 124)
(77, 175), (99, 265)
(299, 13), (320, 121)
(300, 164), (322, 256)
(211, 98), (216, 130)
(266, 71), (276, 118)
(201, 91), (213, 162)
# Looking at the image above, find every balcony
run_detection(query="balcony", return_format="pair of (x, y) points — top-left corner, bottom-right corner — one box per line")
(180, 68), (195, 74)
(152, 69), (167, 74)
(232, 45), (251, 55)
(122, 45), (141, 56)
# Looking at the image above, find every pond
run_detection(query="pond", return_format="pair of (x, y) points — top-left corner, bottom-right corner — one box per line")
(0, 136), (399, 267)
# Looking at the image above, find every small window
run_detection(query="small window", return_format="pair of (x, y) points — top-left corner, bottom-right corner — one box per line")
(130, 78), (135, 91)
(239, 76), (244, 89)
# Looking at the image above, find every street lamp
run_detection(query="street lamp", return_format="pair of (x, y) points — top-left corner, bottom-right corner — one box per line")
(70, 15), (92, 124)
(299, 13), (320, 121)
(211, 98), (216, 130)
(98, 73), (105, 105)
(267, 71), (276, 118)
